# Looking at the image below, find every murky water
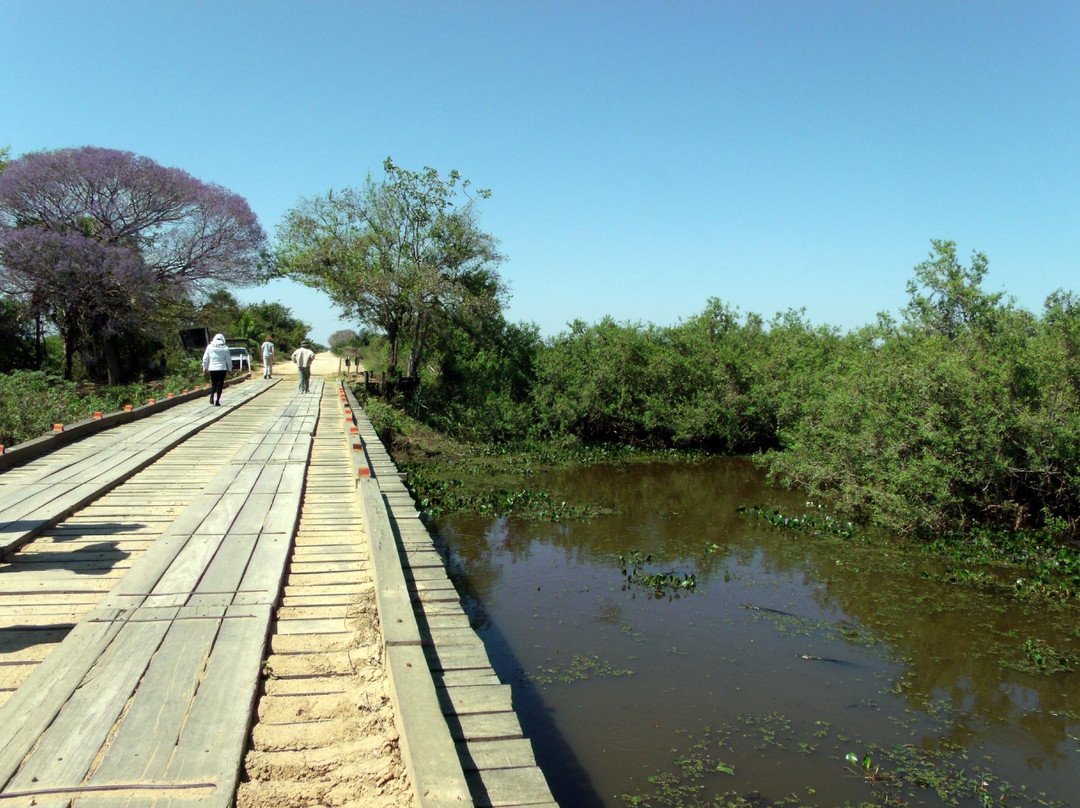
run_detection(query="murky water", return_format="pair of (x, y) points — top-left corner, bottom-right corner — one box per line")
(431, 458), (1080, 808)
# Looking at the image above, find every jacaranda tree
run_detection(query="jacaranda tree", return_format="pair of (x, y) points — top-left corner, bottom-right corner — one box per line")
(0, 146), (267, 381)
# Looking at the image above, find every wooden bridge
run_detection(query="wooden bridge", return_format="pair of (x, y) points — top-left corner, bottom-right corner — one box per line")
(0, 377), (556, 807)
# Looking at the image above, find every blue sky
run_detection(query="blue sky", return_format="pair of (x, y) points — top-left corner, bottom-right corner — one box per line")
(4, 1), (1077, 343)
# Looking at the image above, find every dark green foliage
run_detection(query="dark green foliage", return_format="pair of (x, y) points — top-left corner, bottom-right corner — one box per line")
(529, 302), (845, 453)
(763, 244), (1080, 536)
(0, 367), (208, 447)
(0, 296), (42, 373)
(395, 240), (1080, 544)
(0, 371), (86, 446)
(409, 313), (540, 443)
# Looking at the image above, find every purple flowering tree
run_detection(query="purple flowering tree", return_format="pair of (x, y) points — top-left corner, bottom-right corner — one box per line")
(0, 147), (266, 381)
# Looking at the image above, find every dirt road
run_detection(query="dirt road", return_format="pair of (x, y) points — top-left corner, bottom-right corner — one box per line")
(265, 351), (351, 380)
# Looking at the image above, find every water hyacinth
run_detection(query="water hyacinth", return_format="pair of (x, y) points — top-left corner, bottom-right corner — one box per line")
(737, 504), (857, 540)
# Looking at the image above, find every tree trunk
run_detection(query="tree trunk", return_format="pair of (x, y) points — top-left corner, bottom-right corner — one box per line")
(407, 312), (426, 378)
(63, 338), (74, 381)
(103, 336), (123, 385)
(35, 313), (44, 368)
(386, 323), (400, 372)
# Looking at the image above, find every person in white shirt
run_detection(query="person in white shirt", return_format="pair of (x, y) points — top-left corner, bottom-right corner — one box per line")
(291, 340), (315, 393)
(260, 335), (275, 379)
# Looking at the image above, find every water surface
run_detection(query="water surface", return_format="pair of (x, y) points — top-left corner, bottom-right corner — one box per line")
(432, 458), (1080, 807)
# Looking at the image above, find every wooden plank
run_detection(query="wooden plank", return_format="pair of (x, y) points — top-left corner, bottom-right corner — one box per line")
(5, 620), (170, 792)
(427, 627), (484, 647)
(163, 610), (270, 797)
(251, 464), (285, 495)
(198, 463), (247, 495)
(277, 464), (307, 495)
(166, 495), (222, 535)
(422, 613), (473, 630)
(88, 618), (221, 783)
(439, 670), (505, 688)
(385, 644), (472, 807)
(462, 738), (544, 771)
(403, 550), (446, 568)
(427, 644), (496, 672)
(151, 534), (227, 596)
(103, 534), (193, 601)
(237, 533), (293, 599)
(195, 532), (258, 595)
(230, 493), (275, 535)
(466, 766), (557, 808)
(437, 684), (514, 715)
(193, 494), (247, 535)
(451, 711), (524, 743)
(263, 491), (301, 536)
(406, 566), (454, 582)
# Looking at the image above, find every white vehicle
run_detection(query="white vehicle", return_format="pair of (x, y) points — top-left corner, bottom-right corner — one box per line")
(229, 346), (251, 371)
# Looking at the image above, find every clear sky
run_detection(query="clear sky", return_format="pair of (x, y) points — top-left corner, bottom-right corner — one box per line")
(4, 1), (1077, 343)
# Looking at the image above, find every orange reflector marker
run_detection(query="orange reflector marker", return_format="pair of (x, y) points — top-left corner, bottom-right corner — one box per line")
(93, 411), (103, 419)
(349, 426), (358, 434)
(53, 424), (64, 432)
(0, 446), (5, 454)
(358, 467), (370, 477)
(166, 393), (174, 399)
(124, 405), (133, 411)
(182, 389), (189, 394)
(148, 398), (156, 405)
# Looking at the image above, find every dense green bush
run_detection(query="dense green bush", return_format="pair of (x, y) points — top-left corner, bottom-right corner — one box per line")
(0, 371), (88, 446)
(394, 241), (1080, 540)
(528, 302), (848, 454)
(409, 316), (540, 443)
(761, 244), (1080, 536)
(0, 365), (211, 447)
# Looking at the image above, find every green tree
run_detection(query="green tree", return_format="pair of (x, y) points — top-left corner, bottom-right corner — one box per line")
(904, 239), (1005, 338)
(761, 246), (1080, 537)
(329, 329), (359, 353)
(276, 157), (505, 374)
(413, 310), (541, 442)
(0, 295), (39, 372)
(242, 301), (308, 354)
(194, 290), (242, 340)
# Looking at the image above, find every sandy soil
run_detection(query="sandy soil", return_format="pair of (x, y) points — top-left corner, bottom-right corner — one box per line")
(235, 362), (411, 808)
(262, 352), (360, 380)
(236, 588), (411, 808)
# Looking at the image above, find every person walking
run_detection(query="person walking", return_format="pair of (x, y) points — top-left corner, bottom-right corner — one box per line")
(201, 333), (231, 406)
(291, 340), (315, 393)
(260, 335), (275, 378)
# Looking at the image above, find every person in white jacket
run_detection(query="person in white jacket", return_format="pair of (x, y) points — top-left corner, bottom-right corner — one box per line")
(201, 333), (231, 406)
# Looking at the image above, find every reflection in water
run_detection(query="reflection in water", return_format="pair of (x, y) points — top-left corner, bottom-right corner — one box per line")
(433, 458), (1080, 807)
